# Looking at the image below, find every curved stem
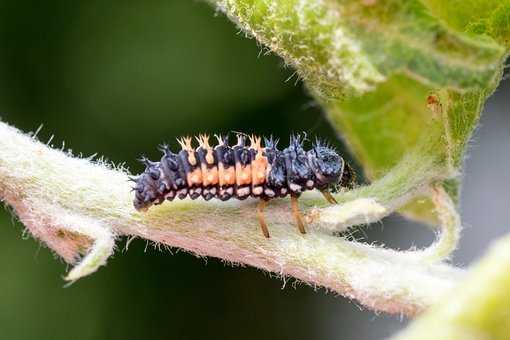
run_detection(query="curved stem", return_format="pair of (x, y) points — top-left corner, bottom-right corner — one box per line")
(413, 184), (461, 262)
(309, 181), (462, 263)
(0, 121), (463, 315)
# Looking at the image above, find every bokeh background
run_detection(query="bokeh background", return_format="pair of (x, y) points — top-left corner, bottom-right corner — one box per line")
(0, 1), (508, 339)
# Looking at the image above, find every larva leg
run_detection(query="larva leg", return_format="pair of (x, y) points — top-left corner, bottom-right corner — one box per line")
(257, 199), (270, 238)
(321, 190), (338, 204)
(291, 195), (306, 234)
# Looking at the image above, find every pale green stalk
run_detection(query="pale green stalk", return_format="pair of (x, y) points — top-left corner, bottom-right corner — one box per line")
(0, 121), (461, 315)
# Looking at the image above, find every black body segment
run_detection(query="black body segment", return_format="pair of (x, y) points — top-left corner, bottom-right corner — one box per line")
(283, 135), (314, 194)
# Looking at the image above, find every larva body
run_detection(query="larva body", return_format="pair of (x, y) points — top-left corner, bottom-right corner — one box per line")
(133, 134), (353, 237)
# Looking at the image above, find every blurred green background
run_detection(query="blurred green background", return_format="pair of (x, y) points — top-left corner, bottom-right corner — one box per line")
(0, 1), (508, 340)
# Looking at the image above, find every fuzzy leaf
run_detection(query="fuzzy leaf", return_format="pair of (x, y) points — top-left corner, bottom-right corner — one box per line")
(421, 0), (510, 45)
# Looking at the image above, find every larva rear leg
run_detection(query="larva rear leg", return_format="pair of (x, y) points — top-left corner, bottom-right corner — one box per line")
(256, 199), (270, 238)
(321, 190), (338, 204)
(290, 194), (306, 234)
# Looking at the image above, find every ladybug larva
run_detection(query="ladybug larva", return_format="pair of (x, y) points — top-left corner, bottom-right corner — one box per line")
(132, 134), (354, 238)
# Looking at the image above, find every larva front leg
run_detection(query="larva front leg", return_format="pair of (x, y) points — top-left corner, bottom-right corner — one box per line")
(256, 199), (270, 238)
(321, 190), (338, 204)
(290, 194), (306, 234)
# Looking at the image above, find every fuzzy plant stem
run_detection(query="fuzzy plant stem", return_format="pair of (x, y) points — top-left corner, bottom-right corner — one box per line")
(307, 131), (462, 264)
(0, 121), (463, 316)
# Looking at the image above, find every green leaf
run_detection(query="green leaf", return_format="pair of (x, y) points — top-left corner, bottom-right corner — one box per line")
(212, 0), (508, 223)
(421, 0), (510, 45)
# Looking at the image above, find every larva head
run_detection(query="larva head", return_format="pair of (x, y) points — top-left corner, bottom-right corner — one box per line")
(308, 140), (344, 189)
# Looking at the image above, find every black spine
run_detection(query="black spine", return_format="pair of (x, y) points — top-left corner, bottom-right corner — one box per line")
(233, 135), (251, 200)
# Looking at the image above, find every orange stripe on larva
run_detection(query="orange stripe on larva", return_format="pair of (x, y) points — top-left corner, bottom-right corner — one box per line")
(218, 162), (225, 186)
(235, 163), (252, 186)
(249, 135), (267, 186)
(202, 166), (219, 186)
(251, 154), (268, 186)
(223, 167), (236, 185)
(186, 168), (203, 186)
(218, 162), (236, 186)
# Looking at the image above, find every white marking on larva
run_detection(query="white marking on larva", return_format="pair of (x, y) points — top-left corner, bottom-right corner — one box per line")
(253, 187), (263, 195)
(281, 188), (287, 195)
(289, 183), (301, 192)
(306, 180), (314, 188)
(264, 188), (275, 197)
(177, 189), (188, 195)
(165, 191), (175, 199)
(237, 187), (250, 196)
(195, 187), (202, 194)
(209, 187), (217, 195)
(226, 187), (234, 195)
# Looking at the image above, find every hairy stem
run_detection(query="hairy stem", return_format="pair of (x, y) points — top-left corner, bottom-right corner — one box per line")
(0, 121), (463, 315)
